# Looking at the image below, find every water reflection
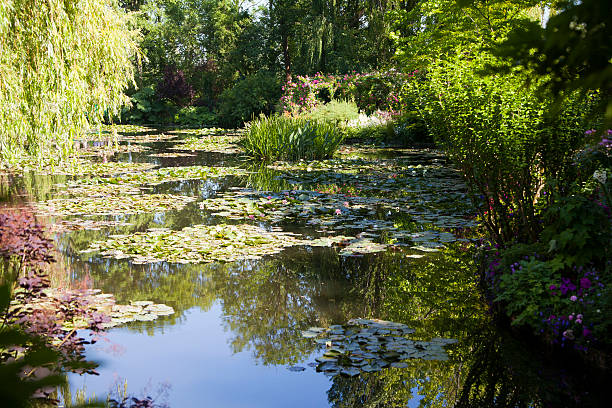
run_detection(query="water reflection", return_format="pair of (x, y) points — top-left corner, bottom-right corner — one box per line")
(3, 127), (607, 407)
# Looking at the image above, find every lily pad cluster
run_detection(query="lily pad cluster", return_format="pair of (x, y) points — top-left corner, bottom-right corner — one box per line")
(35, 193), (197, 216)
(298, 318), (457, 377)
(1, 157), (157, 176)
(104, 300), (175, 328)
(49, 219), (133, 233)
(200, 189), (471, 253)
(83, 223), (351, 264)
(97, 124), (157, 135)
(149, 152), (197, 158)
(77, 143), (151, 157)
(168, 128), (230, 136)
(268, 157), (469, 203)
(56, 181), (145, 197)
(22, 288), (174, 330)
(170, 134), (243, 154)
(77, 165), (249, 186)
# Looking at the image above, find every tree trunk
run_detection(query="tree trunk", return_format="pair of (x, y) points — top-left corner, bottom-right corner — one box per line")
(282, 33), (291, 83)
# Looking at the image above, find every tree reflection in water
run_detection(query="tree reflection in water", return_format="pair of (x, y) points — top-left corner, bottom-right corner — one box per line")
(62, 225), (608, 406)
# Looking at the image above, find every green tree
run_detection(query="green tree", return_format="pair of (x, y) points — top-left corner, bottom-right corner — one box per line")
(0, 0), (139, 164)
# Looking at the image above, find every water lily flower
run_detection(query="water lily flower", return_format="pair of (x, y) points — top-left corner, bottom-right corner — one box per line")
(335, 209), (342, 215)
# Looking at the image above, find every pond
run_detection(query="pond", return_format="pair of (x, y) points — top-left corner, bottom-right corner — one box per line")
(2, 127), (609, 407)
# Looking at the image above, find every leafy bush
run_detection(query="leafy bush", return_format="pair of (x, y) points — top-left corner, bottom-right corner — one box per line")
(122, 85), (173, 124)
(174, 106), (218, 127)
(414, 51), (600, 245)
(392, 111), (431, 145)
(302, 100), (359, 124)
(242, 115), (344, 161)
(217, 71), (281, 128)
(157, 66), (196, 107)
(342, 123), (394, 144)
(352, 71), (406, 114)
(488, 189), (612, 349)
(0, 209), (103, 405)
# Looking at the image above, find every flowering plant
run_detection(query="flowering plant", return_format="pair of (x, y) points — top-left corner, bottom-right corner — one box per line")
(279, 70), (416, 115)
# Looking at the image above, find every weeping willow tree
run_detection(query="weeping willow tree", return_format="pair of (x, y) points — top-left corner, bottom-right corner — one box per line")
(0, 0), (139, 164)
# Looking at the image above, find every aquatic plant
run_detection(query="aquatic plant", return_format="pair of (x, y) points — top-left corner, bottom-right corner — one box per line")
(35, 194), (197, 217)
(297, 318), (457, 377)
(83, 223), (352, 264)
(170, 134), (243, 154)
(242, 115), (344, 161)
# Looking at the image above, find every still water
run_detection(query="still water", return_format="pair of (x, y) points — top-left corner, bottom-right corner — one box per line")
(3, 128), (608, 407)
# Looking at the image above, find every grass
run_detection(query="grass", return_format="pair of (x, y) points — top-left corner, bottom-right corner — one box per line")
(242, 115), (344, 161)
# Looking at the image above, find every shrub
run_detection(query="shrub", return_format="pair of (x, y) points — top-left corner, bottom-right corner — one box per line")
(392, 111), (431, 145)
(279, 71), (416, 115)
(0, 209), (103, 405)
(122, 85), (173, 124)
(302, 100), (359, 124)
(174, 106), (218, 127)
(157, 66), (196, 107)
(242, 115), (344, 161)
(342, 123), (394, 144)
(414, 50), (600, 245)
(217, 71), (281, 128)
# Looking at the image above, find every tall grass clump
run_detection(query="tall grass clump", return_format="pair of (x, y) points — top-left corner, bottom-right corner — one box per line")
(243, 115), (344, 161)
(0, 0), (139, 165)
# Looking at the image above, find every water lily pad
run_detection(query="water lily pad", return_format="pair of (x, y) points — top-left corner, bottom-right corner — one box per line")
(287, 366), (306, 372)
(35, 194), (197, 217)
(300, 318), (455, 378)
(84, 223), (350, 264)
(170, 134), (243, 154)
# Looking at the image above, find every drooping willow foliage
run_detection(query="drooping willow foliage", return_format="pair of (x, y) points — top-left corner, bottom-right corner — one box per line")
(0, 0), (139, 164)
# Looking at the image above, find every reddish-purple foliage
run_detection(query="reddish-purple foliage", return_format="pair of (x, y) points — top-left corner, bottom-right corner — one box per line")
(1, 208), (107, 379)
(157, 66), (195, 107)
(0, 209), (54, 269)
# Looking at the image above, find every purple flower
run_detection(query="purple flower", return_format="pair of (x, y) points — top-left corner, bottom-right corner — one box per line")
(600, 139), (612, 148)
(580, 277), (592, 289)
(570, 295), (577, 301)
(563, 330), (575, 340)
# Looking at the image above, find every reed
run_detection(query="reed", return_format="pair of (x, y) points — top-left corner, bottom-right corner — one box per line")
(242, 115), (344, 161)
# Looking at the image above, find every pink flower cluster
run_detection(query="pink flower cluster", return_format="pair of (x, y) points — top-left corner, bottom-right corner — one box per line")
(279, 70), (417, 115)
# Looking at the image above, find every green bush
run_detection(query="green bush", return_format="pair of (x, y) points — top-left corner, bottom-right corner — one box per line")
(122, 85), (173, 124)
(414, 50), (599, 245)
(392, 111), (431, 145)
(302, 100), (359, 124)
(341, 123), (394, 144)
(242, 115), (344, 161)
(217, 71), (281, 128)
(174, 106), (218, 127)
